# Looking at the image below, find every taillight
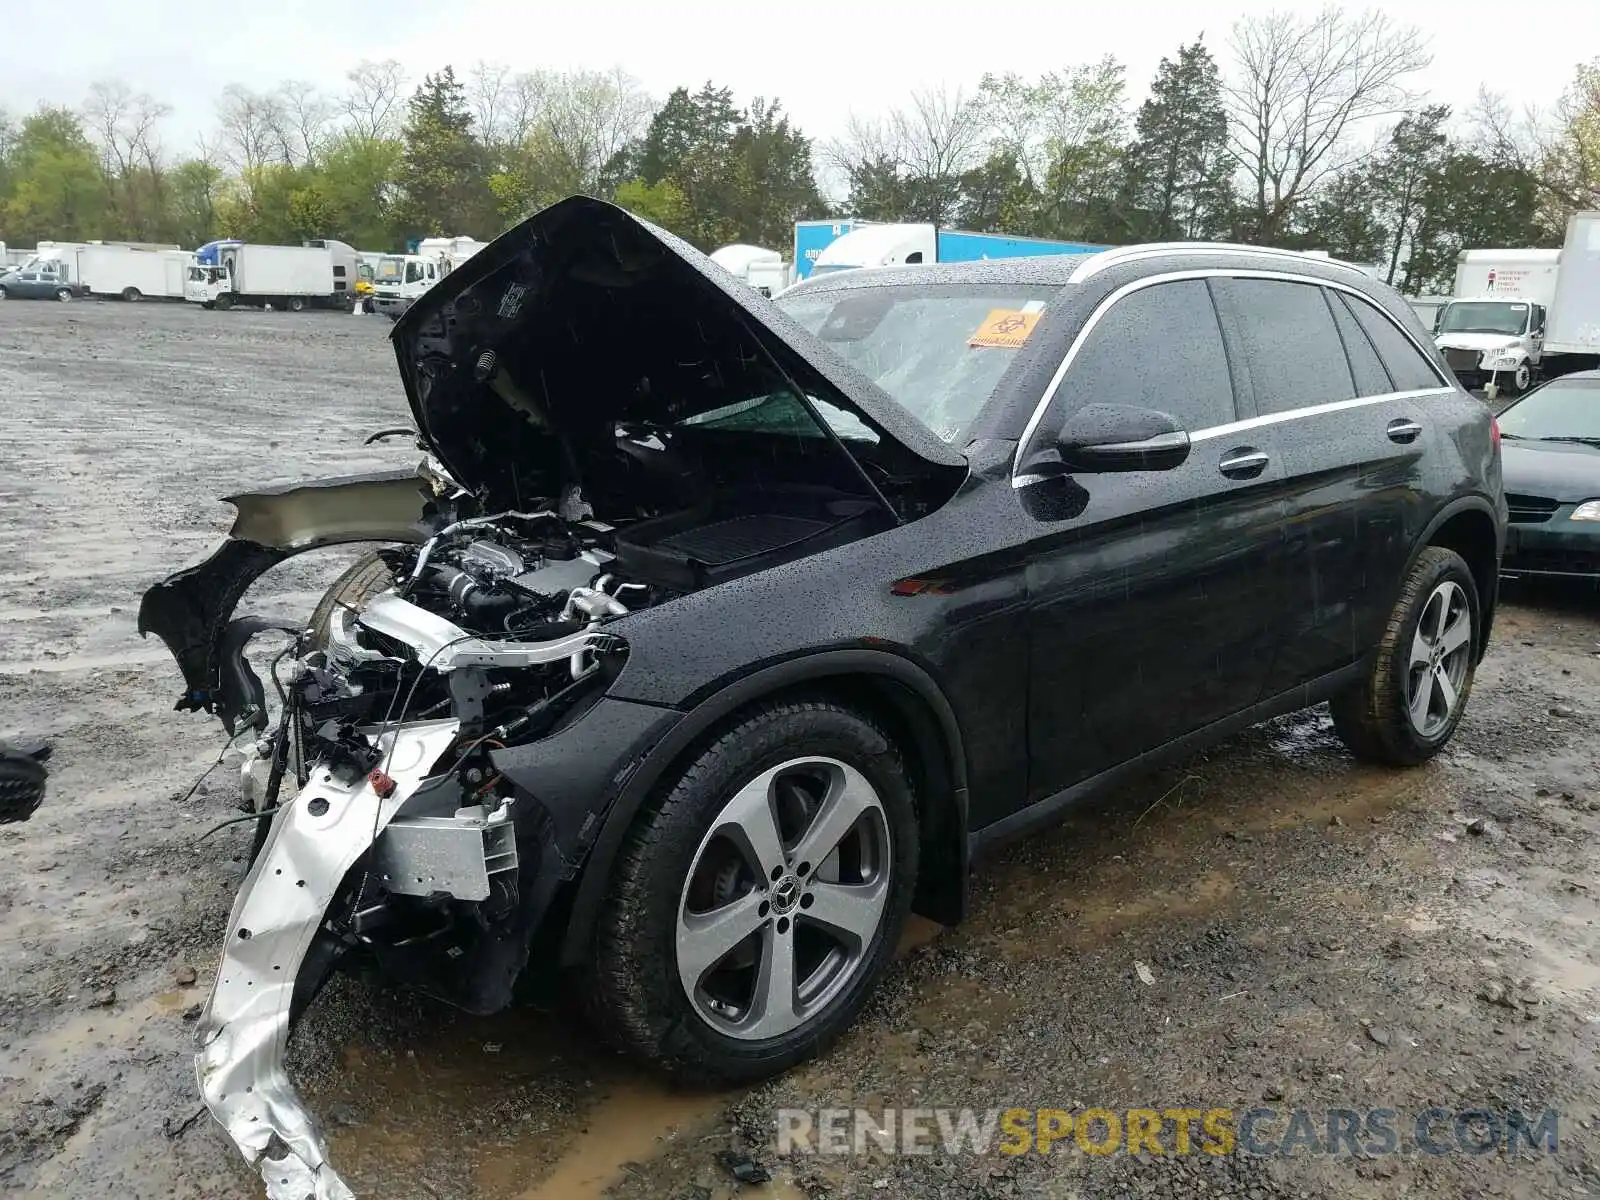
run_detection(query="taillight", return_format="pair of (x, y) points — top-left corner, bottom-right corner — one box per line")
(1490, 416), (1501, 449)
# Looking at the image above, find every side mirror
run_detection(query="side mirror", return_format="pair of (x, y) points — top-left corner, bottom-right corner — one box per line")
(1022, 404), (1191, 478)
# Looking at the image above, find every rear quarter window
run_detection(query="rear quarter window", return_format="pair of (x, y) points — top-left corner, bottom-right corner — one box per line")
(1339, 293), (1447, 392)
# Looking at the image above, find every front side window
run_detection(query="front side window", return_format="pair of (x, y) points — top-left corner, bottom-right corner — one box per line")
(777, 282), (1060, 444)
(1216, 278), (1354, 414)
(405, 261), (424, 283)
(1047, 278), (1236, 434)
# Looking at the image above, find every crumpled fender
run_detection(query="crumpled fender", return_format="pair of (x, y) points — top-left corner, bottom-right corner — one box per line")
(138, 469), (433, 731)
(198, 719), (462, 1200)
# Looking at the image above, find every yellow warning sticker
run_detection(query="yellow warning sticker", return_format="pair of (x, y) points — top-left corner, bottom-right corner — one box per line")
(969, 308), (1041, 349)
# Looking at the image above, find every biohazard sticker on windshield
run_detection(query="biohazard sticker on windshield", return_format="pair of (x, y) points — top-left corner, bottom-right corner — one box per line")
(969, 309), (1041, 349)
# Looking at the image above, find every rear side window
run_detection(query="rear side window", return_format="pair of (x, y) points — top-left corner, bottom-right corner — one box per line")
(1328, 293), (1393, 397)
(1216, 279), (1353, 414)
(1339, 294), (1446, 391)
(1052, 279), (1235, 431)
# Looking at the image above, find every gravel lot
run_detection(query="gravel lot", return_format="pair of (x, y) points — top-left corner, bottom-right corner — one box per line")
(1, 299), (1597, 1200)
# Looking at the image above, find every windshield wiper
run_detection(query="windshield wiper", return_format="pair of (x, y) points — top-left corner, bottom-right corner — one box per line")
(1534, 436), (1600, 448)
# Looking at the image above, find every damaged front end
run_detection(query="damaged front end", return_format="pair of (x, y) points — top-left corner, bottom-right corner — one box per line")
(143, 196), (964, 1196)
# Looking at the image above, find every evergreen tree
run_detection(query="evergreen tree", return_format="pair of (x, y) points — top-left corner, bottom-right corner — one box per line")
(1121, 39), (1232, 240)
(397, 67), (492, 238)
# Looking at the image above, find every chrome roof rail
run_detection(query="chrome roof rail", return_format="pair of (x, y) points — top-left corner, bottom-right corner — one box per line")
(1069, 243), (1371, 284)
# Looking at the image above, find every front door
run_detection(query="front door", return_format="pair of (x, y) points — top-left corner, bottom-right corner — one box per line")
(1019, 277), (1289, 804)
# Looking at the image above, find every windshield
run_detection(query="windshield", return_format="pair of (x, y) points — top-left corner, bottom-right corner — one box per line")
(377, 256), (405, 283)
(1438, 301), (1529, 337)
(777, 282), (1060, 443)
(1499, 378), (1600, 443)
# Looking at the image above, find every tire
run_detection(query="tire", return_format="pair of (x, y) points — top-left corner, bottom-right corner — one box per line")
(587, 699), (919, 1085)
(213, 293), (234, 311)
(308, 550), (395, 647)
(55, 288), (72, 302)
(0, 286), (7, 300)
(288, 296), (305, 313)
(1511, 361), (1533, 394)
(121, 287), (142, 302)
(1331, 546), (1480, 766)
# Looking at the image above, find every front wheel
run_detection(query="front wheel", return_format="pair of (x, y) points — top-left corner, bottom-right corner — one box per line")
(587, 700), (919, 1085)
(0, 286), (8, 300)
(1511, 361), (1533, 394)
(1331, 546), (1479, 766)
(121, 287), (142, 302)
(55, 288), (72, 302)
(213, 293), (234, 311)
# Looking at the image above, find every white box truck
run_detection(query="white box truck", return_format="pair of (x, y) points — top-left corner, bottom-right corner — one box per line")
(1434, 227), (1600, 396)
(709, 243), (795, 297)
(77, 245), (194, 301)
(369, 235), (488, 320)
(1434, 249), (1562, 395)
(185, 243), (349, 311)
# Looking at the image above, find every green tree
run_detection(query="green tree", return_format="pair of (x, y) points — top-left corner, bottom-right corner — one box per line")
(168, 158), (225, 245)
(1365, 105), (1452, 284)
(316, 132), (403, 247)
(623, 83), (823, 248)
(397, 66), (492, 239)
(1401, 152), (1545, 293)
(1, 107), (108, 241)
(613, 177), (690, 230)
(1121, 40), (1233, 240)
(1288, 168), (1388, 265)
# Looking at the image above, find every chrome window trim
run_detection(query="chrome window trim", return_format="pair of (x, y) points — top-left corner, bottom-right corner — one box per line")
(1068, 244), (1372, 284)
(1010, 268), (1454, 486)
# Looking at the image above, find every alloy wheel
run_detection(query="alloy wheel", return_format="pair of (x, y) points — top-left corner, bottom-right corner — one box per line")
(1405, 580), (1472, 737)
(676, 756), (892, 1041)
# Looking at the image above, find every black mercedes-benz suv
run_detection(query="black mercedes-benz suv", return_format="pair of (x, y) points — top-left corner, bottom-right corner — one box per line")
(141, 198), (1505, 1197)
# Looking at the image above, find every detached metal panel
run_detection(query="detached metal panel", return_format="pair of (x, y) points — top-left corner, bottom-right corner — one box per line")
(1545, 213), (1600, 355)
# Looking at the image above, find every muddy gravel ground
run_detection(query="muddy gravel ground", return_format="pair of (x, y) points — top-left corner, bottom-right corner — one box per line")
(1, 299), (1597, 1200)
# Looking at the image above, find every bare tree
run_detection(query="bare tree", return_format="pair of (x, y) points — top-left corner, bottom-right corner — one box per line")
(216, 83), (291, 173)
(542, 67), (653, 189)
(277, 80), (334, 164)
(341, 59), (408, 144)
(467, 60), (515, 148)
(1472, 64), (1600, 234)
(84, 80), (170, 175)
(824, 85), (985, 222)
(1224, 7), (1431, 241)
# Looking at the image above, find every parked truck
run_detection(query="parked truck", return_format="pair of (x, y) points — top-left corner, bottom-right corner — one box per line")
(75, 245), (194, 301)
(807, 223), (1109, 277)
(369, 235), (487, 320)
(1433, 248), (1565, 396)
(709, 244), (794, 297)
(185, 240), (362, 311)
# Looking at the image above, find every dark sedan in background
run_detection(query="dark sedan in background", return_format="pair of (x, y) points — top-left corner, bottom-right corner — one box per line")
(1498, 369), (1600, 583)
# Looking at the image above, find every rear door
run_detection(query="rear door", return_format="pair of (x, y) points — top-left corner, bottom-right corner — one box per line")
(1211, 275), (1452, 694)
(1020, 277), (1289, 801)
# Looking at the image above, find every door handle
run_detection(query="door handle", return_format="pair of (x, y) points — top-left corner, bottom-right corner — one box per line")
(1218, 447), (1269, 479)
(1387, 418), (1422, 444)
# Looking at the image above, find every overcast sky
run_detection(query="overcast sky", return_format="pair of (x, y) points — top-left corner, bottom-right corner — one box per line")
(2, 0), (1589, 155)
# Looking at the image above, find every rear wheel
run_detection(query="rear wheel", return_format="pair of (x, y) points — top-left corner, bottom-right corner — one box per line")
(121, 287), (142, 302)
(1331, 546), (1479, 766)
(587, 700), (919, 1085)
(288, 296), (306, 313)
(55, 288), (72, 302)
(0, 286), (8, 300)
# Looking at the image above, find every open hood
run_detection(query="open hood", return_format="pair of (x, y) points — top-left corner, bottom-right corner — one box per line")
(390, 196), (965, 514)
